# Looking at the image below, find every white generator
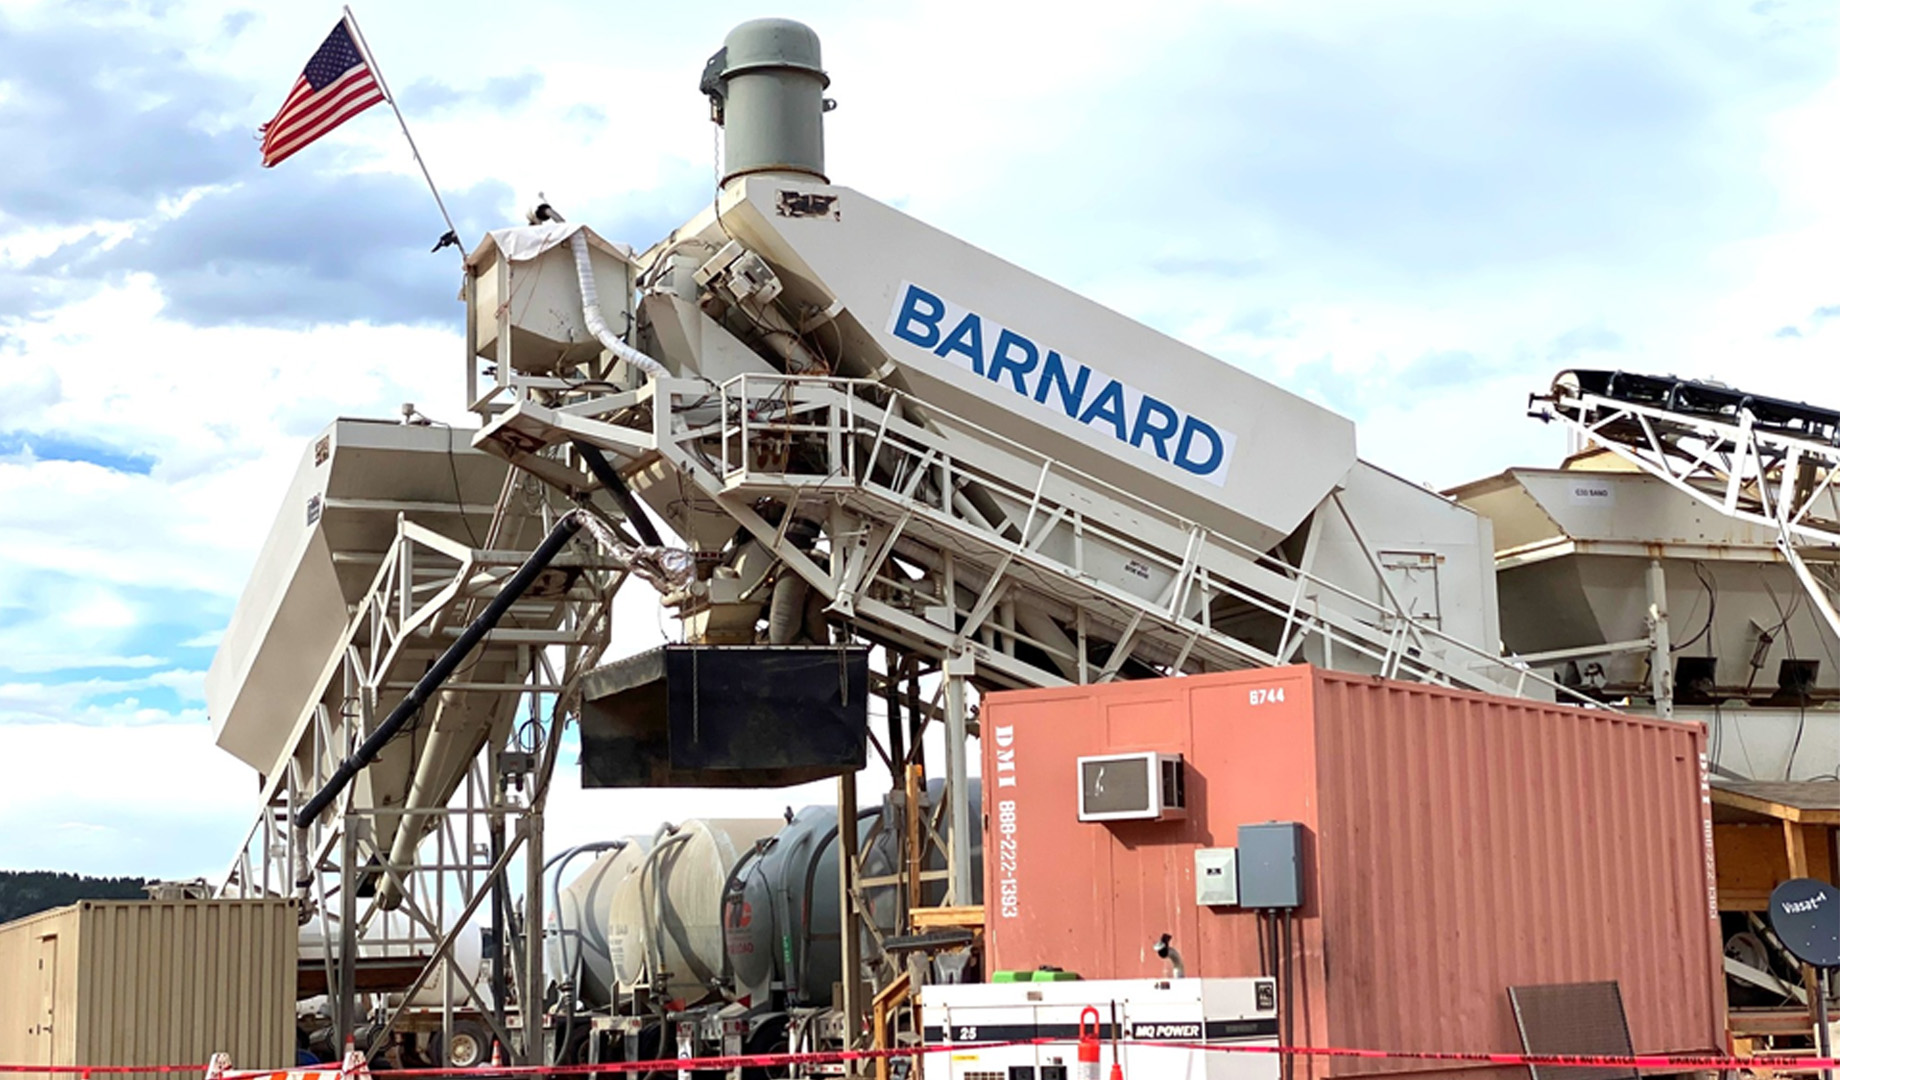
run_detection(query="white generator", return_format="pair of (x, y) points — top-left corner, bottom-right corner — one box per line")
(921, 977), (1279, 1080)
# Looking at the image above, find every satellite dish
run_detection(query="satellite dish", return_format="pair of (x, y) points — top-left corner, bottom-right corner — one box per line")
(1768, 877), (1840, 969)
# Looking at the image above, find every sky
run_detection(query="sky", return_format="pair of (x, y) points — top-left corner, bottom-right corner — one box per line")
(0, 0), (1843, 880)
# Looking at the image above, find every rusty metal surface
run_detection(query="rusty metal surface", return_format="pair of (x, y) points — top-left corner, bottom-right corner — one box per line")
(1310, 673), (1723, 1075)
(979, 666), (1723, 1079)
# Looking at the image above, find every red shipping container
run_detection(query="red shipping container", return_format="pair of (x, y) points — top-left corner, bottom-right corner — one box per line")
(981, 665), (1725, 1077)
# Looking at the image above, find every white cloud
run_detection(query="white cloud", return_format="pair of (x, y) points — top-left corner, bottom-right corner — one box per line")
(0, 0), (1836, 877)
(0, 670), (203, 724)
(0, 721), (258, 877)
(63, 587), (140, 630)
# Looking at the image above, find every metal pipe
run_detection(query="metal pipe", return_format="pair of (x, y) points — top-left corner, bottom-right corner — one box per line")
(338, 817), (359, 1061)
(717, 837), (775, 996)
(295, 512), (584, 830)
(522, 812), (546, 1065)
(836, 771), (869, 1076)
(573, 441), (665, 548)
(796, 806), (883, 1003)
(489, 818), (508, 1063)
(547, 841), (625, 994)
(1281, 910), (1296, 1080)
(637, 830), (694, 986)
(1815, 967), (1834, 1080)
(376, 723), (491, 912)
(941, 658), (974, 906)
(1647, 558), (1673, 720)
(1152, 933), (1184, 979)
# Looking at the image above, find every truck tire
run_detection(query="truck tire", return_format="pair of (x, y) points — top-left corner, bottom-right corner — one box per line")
(741, 1018), (788, 1080)
(428, 1019), (491, 1070)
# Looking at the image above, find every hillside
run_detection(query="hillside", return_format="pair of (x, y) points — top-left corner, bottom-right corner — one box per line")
(0, 870), (151, 923)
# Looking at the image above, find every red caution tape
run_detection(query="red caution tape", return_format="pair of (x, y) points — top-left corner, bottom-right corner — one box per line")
(0, 1060), (352, 1076)
(1138, 1039), (1838, 1072)
(6, 1035), (1839, 1076)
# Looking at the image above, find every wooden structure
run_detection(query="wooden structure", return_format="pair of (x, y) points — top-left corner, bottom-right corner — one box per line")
(874, 907), (985, 1078)
(1710, 779), (1840, 1054)
(1711, 780), (1840, 909)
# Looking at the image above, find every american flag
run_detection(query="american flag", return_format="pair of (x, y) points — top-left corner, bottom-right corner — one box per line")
(259, 19), (385, 168)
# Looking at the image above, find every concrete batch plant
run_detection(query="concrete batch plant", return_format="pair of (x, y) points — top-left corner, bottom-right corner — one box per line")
(0, 14), (1839, 1080)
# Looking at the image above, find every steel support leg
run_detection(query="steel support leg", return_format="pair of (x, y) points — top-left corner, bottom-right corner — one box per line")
(942, 653), (974, 906)
(339, 817), (359, 1060)
(1646, 558), (1673, 719)
(838, 771), (870, 1077)
(490, 818), (509, 1060)
(521, 809), (545, 1065)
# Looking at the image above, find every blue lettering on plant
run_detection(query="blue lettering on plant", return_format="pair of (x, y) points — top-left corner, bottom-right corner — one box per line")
(887, 282), (1237, 485)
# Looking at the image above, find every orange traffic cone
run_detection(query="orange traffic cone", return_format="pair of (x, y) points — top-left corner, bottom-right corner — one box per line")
(491, 1040), (503, 1069)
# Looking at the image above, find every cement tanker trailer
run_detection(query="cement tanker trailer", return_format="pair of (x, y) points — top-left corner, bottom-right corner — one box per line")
(545, 836), (656, 1021)
(546, 783), (980, 1072)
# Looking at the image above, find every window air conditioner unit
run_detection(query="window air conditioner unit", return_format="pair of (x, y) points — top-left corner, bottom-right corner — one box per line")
(1077, 751), (1187, 822)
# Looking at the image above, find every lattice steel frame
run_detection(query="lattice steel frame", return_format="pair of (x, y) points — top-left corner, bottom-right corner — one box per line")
(216, 468), (625, 1065)
(1532, 380), (1840, 637)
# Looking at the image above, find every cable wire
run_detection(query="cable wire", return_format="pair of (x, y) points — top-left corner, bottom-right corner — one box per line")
(1671, 561), (1716, 652)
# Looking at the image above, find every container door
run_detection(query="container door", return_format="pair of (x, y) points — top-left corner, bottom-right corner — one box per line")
(35, 933), (59, 1080)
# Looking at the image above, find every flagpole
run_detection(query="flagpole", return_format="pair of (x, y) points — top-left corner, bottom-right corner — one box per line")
(340, 4), (468, 261)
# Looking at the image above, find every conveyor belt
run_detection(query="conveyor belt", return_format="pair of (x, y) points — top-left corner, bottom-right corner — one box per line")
(1542, 369), (1839, 447)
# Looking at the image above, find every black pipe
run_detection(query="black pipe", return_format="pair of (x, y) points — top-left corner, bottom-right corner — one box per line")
(1815, 967), (1834, 1080)
(294, 513), (585, 830)
(797, 806), (883, 1003)
(559, 945), (581, 1065)
(1281, 909), (1296, 1080)
(717, 837), (776, 994)
(491, 818), (510, 1065)
(1254, 910), (1269, 979)
(573, 441), (665, 548)
(885, 653), (905, 789)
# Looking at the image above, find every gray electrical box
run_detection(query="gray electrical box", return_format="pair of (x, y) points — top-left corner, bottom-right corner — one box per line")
(1237, 821), (1305, 909)
(1195, 848), (1240, 906)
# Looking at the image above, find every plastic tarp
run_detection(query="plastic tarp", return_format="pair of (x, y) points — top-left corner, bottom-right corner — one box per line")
(473, 221), (634, 265)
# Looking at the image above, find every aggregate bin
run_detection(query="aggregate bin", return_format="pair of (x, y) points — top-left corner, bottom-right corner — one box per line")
(981, 665), (1724, 1077)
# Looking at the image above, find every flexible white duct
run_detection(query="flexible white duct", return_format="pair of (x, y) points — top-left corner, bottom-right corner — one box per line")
(571, 231), (668, 379)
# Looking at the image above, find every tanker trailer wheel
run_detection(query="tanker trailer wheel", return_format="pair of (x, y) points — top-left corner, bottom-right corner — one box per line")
(739, 1018), (789, 1080)
(428, 1019), (490, 1070)
(557, 1023), (594, 1066)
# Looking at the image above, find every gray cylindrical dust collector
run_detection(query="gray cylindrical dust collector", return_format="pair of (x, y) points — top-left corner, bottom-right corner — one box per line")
(700, 18), (831, 185)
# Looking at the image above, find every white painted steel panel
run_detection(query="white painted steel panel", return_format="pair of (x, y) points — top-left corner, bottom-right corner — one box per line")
(470, 225), (638, 375)
(704, 177), (1356, 550)
(205, 420), (510, 774)
(923, 978), (1277, 1080)
(1300, 461), (1504, 659)
(1450, 466), (1839, 701)
(1453, 468), (1792, 554)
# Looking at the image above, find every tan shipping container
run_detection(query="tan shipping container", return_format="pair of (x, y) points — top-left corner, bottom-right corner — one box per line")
(1, 899), (298, 1080)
